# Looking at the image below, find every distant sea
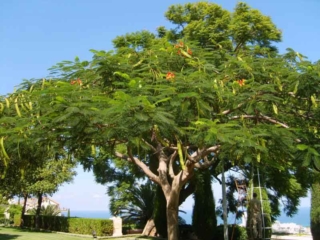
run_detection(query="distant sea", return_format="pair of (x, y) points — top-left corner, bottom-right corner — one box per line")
(65, 207), (310, 227)
(181, 207), (310, 227)
(64, 210), (111, 219)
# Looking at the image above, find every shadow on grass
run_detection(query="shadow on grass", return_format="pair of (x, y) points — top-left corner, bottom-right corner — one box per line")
(0, 234), (21, 239)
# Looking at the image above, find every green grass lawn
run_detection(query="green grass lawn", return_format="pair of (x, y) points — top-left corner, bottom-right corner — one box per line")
(0, 227), (94, 240)
(0, 227), (160, 240)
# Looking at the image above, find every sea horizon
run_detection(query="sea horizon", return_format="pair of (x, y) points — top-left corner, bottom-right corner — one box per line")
(65, 206), (310, 227)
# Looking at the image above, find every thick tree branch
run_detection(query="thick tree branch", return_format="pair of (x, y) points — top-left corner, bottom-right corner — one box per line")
(168, 151), (178, 179)
(222, 102), (245, 115)
(114, 151), (160, 185)
(186, 145), (220, 166)
(194, 156), (217, 169)
(259, 114), (289, 128)
(156, 144), (171, 195)
(230, 114), (289, 128)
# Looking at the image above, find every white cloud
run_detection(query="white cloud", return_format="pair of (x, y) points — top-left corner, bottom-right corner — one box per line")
(93, 194), (102, 199)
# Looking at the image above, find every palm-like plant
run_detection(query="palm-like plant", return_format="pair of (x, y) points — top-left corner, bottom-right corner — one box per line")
(109, 181), (155, 227)
(28, 205), (60, 216)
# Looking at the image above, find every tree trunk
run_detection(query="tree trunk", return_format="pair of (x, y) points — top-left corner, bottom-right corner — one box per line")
(20, 193), (28, 227)
(166, 205), (179, 240)
(155, 145), (194, 240)
(165, 174), (184, 240)
(142, 218), (156, 236)
(222, 168), (229, 240)
(35, 192), (43, 229)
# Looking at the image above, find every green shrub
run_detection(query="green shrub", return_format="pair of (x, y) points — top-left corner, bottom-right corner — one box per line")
(13, 214), (21, 226)
(0, 205), (6, 215)
(8, 204), (22, 221)
(22, 215), (113, 236)
(0, 213), (5, 224)
(68, 218), (113, 236)
(215, 225), (247, 240)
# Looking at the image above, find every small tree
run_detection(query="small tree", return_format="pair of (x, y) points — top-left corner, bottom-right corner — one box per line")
(26, 159), (76, 228)
(7, 204), (22, 222)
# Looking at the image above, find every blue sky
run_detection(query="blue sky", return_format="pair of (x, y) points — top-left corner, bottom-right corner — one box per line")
(1, 0), (317, 211)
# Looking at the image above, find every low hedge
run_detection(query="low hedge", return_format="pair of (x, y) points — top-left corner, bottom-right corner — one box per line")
(0, 213), (6, 224)
(21, 215), (113, 236)
(22, 215), (69, 231)
(68, 218), (113, 236)
(215, 225), (248, 240)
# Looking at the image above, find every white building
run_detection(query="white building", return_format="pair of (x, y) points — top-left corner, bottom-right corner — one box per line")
(21, 197), (60, 211)
(7, 197), (68, 217)
(272, 221), (310, 234)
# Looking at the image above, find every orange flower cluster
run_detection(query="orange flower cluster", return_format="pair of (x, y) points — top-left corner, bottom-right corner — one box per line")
(174, 41), (192, 56)
(166, 72), (175, 80)
(237, 79), (245, 87)
(174, 41), (184, 48)
(71, 78), (82, 85)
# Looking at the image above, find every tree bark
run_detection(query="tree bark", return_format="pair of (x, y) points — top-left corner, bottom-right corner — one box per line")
(167, 207), (179, 240)
(222, 168), (229, 240)
(165, 171), (191, 240)
(20, 193), (28, 227)
(142, 218), (156, 236)
(35, 192), (43, 229)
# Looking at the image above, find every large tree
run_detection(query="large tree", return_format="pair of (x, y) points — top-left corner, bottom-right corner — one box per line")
(1, 2), (318, 240)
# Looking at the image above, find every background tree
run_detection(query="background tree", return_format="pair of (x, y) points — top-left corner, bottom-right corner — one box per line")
(0, 92), (77, 227)
(153, 185), (168, 238)
(311, 180), (320, 240)
(192, 170), (217, 240)
(26, 158), (76, 228)
(7, 204), (22, 222)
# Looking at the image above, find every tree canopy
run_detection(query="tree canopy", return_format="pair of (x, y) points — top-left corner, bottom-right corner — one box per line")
(0, 2), (319, 239)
